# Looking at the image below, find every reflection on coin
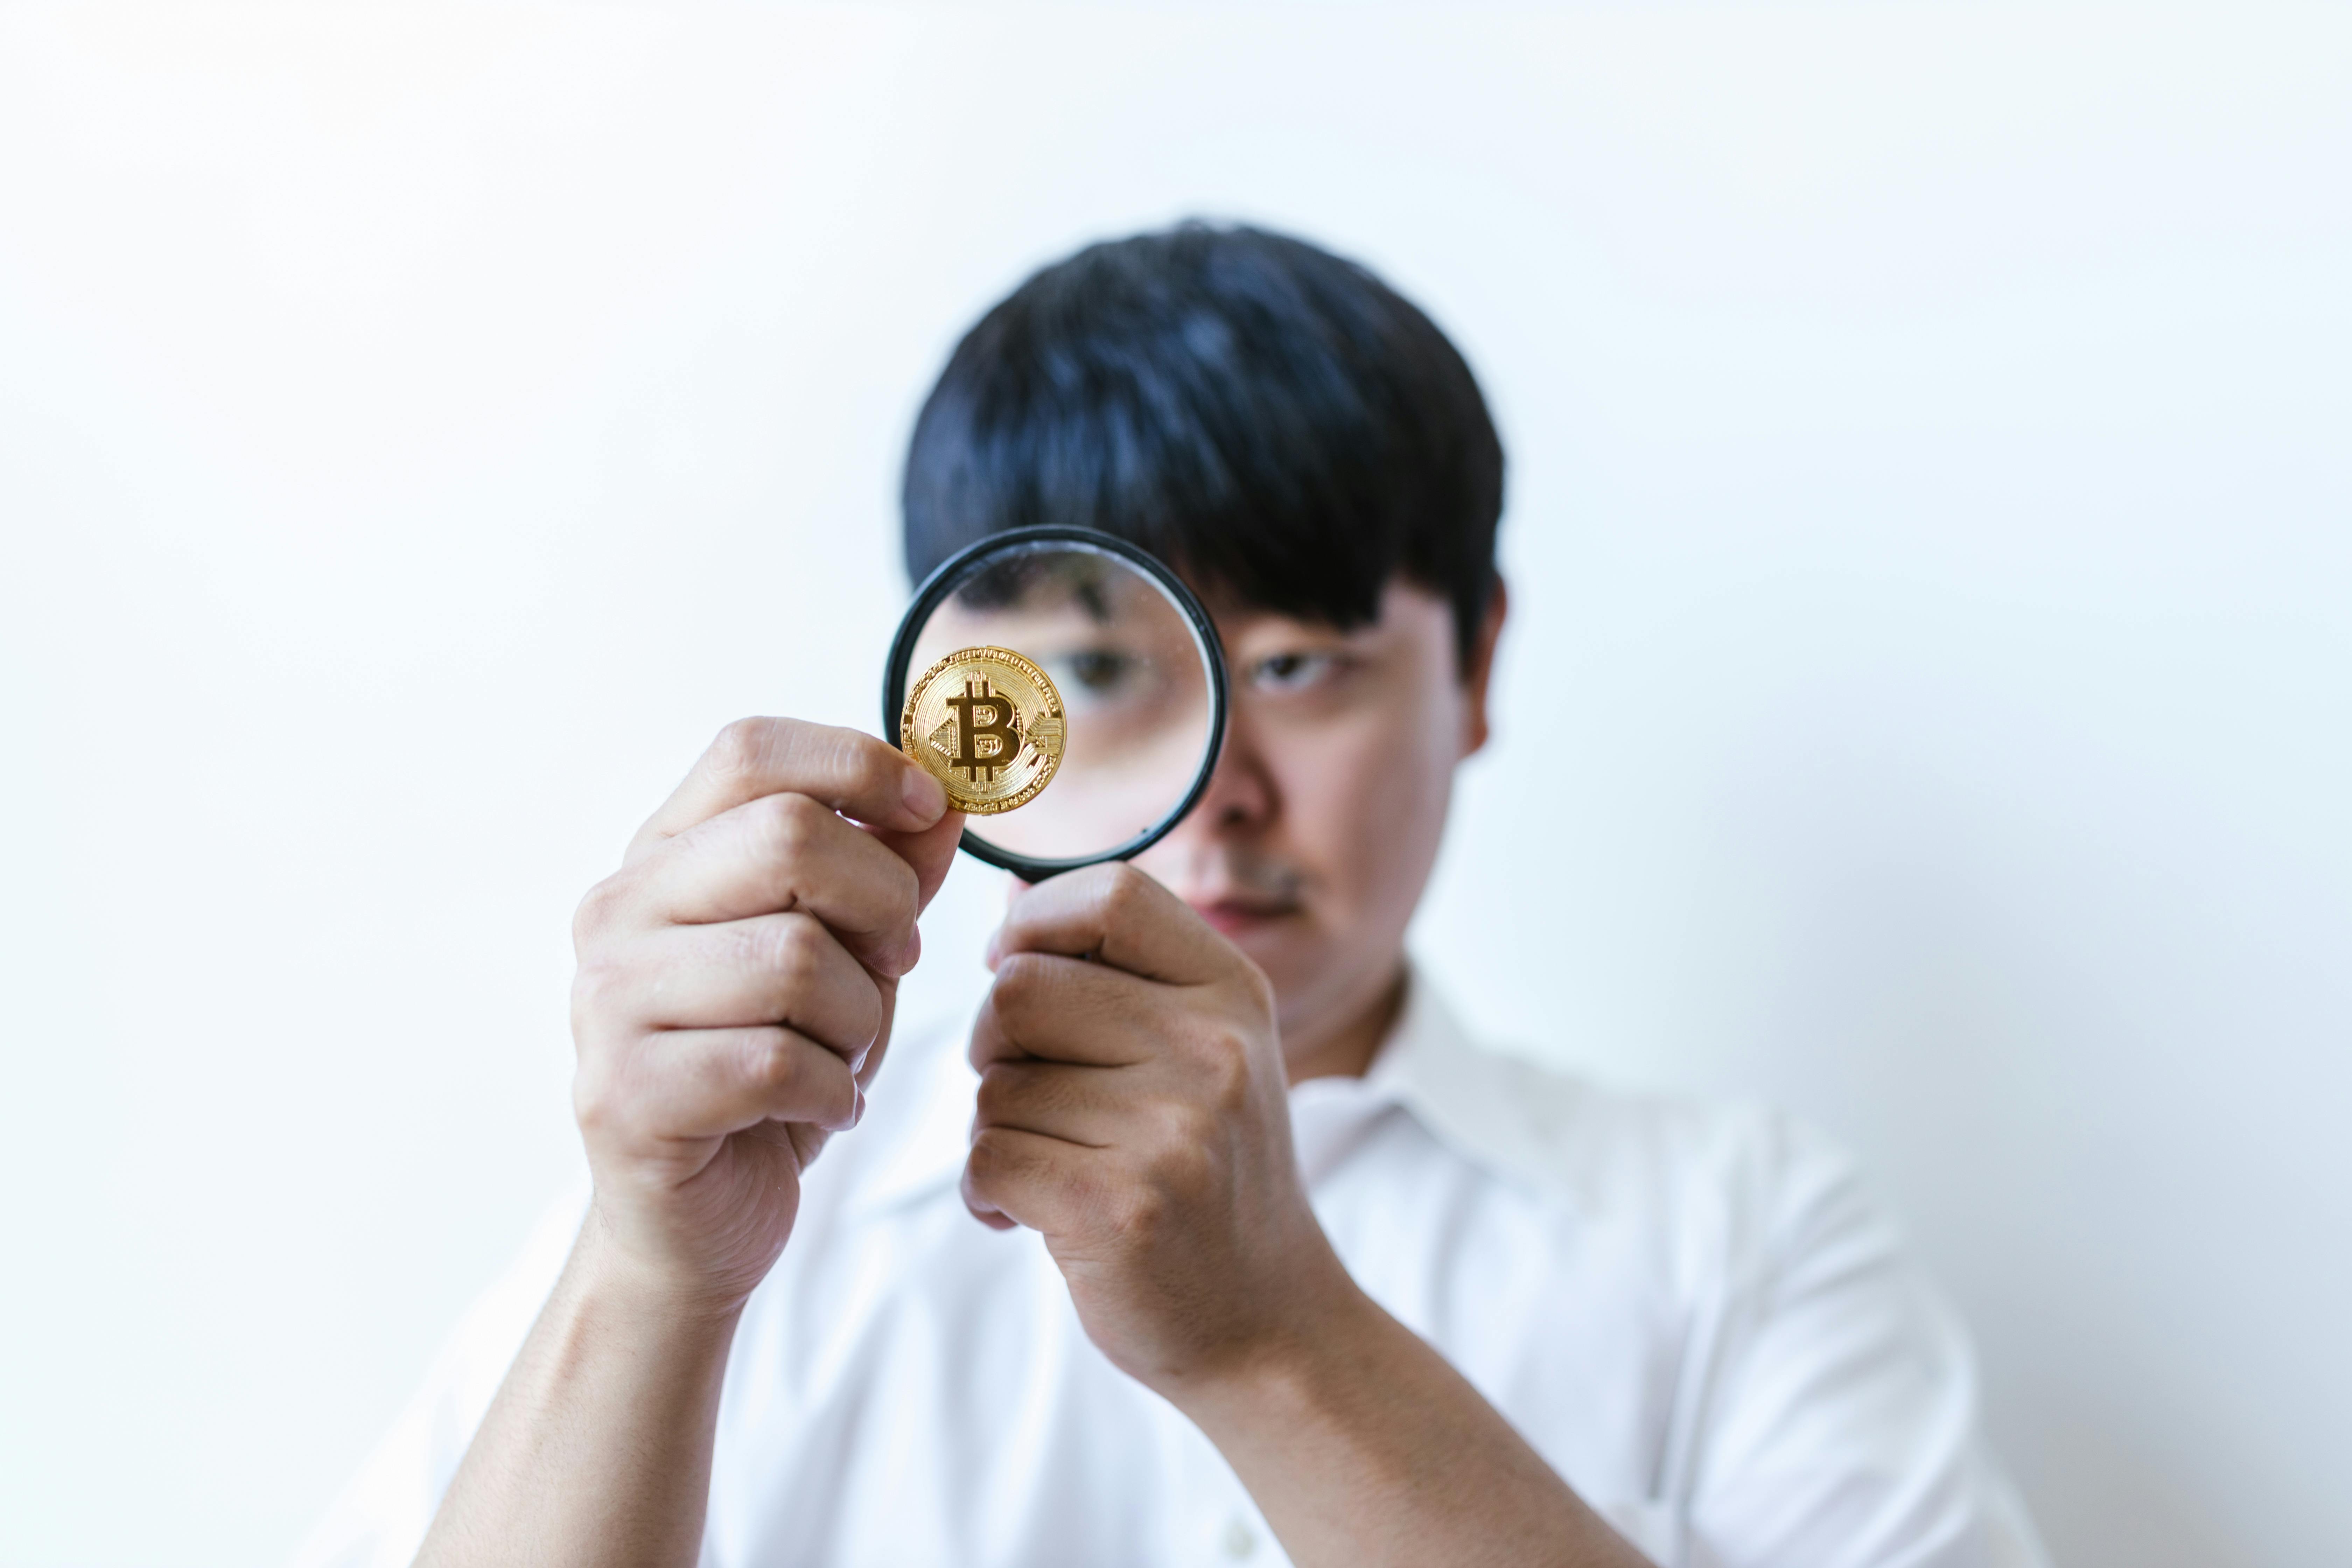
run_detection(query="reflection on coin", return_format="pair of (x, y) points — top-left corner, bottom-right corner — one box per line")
(899, 645), (1068, 815)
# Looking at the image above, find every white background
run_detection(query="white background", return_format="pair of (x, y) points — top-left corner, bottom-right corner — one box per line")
(2, 5), (2346, 1565)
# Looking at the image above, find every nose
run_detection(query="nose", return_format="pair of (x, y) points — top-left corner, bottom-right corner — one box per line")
(1175, 702), (1279, 840)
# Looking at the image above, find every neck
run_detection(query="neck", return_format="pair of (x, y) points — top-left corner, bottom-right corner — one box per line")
(1281, 961), (1409, 1086)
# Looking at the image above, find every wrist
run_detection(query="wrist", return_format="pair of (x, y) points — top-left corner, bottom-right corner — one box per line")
(570, 1204), (761, 1334)
(1160, 1259), (1382, 1434)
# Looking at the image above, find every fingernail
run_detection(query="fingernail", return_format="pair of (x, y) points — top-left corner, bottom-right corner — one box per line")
(850, 1082), (866, 1127)
(902, 768), (947, 824)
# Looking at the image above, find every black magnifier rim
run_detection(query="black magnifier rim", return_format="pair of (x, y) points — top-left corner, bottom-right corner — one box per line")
(882, 525), (1229, 882)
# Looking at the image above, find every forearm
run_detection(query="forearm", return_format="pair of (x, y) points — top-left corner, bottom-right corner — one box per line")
(1177, 1288), (1649, 1568)
(415, 1218), (742, 1568)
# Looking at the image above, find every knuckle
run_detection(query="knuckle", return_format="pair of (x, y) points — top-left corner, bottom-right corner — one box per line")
(1106, 1181), (1167, 1237)
(836, 729), (897, 793)
(1149, 1111), (1214, 1177)
(748, 1030), (853, 1121)
(966, 1128), (1015, 1183)
(988, 953), (1049, 1015)
(865, 871), (922, 964)
(708, 716), (775, 780)
(1153, 1097), (1214, 1152)
(974, 1062), (1046, 1126)
(973, 1066), (1011, 1124)
(570, 1062), (626, 1138)
(1096, 863), (1153, 926)
(740, 1030), (804, 1095)
(755, 790), (828, 858)
(1238, 962), (1277, 1019)
(1003, 949), (1060, 992)
(846, 972), (886, 1043)
(1203, 1042), (1253, 1112)
(760, 912), (827, 980)
(570, 873), (633, 949)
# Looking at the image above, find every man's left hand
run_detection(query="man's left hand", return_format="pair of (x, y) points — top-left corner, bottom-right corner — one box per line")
(962, 863), (1355, 1396)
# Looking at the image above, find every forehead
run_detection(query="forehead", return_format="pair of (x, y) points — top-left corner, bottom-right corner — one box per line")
(1205, 579), (1454, 652)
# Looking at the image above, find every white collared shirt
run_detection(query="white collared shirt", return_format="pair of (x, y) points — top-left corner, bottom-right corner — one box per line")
(297, 975), (2047, 1568)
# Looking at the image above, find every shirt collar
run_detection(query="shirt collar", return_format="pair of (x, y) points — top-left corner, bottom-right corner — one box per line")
(1356, 965), (1584, 1204)
(850, 960), (1581, 1218)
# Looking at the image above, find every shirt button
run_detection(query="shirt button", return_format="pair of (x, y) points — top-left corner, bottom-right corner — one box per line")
(1220, 1516), (1258, 1559)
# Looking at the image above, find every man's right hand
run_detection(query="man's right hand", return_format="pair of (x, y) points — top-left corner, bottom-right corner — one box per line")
(567, 717), (962, 1308)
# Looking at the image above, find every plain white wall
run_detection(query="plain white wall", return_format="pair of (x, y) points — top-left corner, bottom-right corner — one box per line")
(2, 4), (2346, 1564)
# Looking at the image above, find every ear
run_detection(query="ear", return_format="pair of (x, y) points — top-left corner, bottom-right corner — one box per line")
(1459, 576), (1508, 758)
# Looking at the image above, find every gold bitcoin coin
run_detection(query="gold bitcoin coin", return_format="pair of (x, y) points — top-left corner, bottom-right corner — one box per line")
(899, 646), (1067, 815)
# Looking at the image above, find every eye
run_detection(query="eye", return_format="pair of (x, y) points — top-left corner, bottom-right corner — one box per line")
(1065, 649), (1136, 692)
(1249, 651), (1339, 692)
(1041, 647), (1153, 706)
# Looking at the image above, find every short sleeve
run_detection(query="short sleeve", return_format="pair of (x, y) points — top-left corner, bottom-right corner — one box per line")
(1681, 1120), (2049, 1568)
(287, 1188), (587, 1568)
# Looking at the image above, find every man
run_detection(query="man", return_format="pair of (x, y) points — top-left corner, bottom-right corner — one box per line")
(301, 223), (2045, 1567)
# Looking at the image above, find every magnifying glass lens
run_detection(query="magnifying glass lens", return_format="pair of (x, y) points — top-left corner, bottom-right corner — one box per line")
(898, 539), (1218, 869)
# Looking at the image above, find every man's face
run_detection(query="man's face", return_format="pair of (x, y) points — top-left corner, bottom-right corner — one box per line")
(1130, 578), (1503, 1059)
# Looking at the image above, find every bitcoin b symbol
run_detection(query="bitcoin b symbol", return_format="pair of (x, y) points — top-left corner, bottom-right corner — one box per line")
(945, 679), (1023, 782)
(900, 646), (1064, 815)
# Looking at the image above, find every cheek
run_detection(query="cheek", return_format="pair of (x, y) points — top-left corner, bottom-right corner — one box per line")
(1272, 696), (1460, 905)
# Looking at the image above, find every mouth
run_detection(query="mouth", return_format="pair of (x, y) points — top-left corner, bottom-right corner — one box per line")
(1152, 847), (1308, 939)
(1188, 896), (1302, 937)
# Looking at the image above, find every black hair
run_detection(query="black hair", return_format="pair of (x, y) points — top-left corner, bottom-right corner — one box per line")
(901, 222), (1504, 662)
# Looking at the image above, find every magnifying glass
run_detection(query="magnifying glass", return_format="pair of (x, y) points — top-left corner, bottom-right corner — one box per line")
(881, 526), (1228, 883)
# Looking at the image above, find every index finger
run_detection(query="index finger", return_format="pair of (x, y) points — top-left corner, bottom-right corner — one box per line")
(985, 862), (1236, 987)
(630, 718), (948, 862)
